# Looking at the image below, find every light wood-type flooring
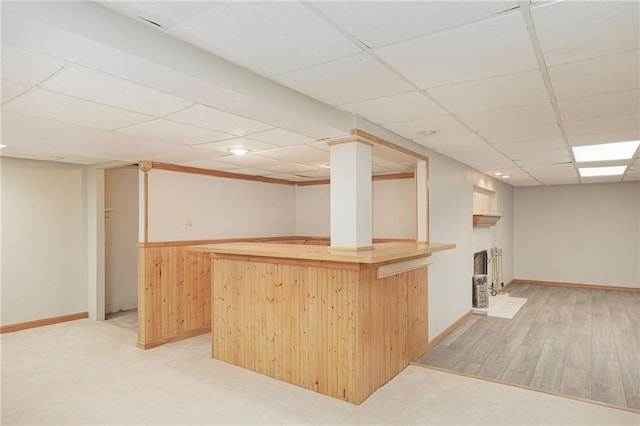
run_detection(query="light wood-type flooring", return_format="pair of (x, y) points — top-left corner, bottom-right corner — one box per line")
(416, 284), (640, 411)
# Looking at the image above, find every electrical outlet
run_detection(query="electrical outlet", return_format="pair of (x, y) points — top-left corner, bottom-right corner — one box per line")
(593, 271), (599, 278)
(184, 219), (194, 230)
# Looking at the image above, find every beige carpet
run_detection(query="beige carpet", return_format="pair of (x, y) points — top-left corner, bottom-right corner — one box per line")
(1, 319), (637, 425)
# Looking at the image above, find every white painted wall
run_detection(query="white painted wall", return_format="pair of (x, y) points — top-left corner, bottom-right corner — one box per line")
(105, 166), (138, 314)
(146, 169), (297, 242)
(1, 158), (88, 325)
(514, 182), (640, 288)
(295, 178), (415, 239)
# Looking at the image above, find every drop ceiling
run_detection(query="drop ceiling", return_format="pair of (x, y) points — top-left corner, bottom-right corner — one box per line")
(1, 1), (639, 186)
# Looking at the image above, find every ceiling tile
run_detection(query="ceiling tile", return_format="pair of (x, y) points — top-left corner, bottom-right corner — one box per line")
(428, 71), (550, 113)
(539, 176), (580, 185)
(312, 1), (517, 48)
(175, 159), (238, 171)
(558, 89), (640, 122)
(563, 113), (640, 137)
(503, 175), (541, 186)
(166, 104), (272, 136)
(261, 163), (320, 174)
(275, 53), (413, 106)
(524, 163), (577, 177)
(260, 145), (329, 163)
(225, 167), (275, 176)
(494, 138), (568, 160)
(247, 128), (315, 147)
(549, 50), (640, 100)
(384, 116), (470, 141)
(533, 1), (640, 66)
(477, 122), (562, 144)
(40, 65), (193, 116)
(55, 155), (112, 165)
(435, 144), (502, 158)
(375, 13), (538, 88)
(100, 1), (217, 28)
(308, 140), (331, 151)
(0, 147), (62, 162)
(117, 119), (233, 145)
(293, 169), (331, 179)
(414, 132), (487, 150)
(1, 79), (30, 103)
(3, 89), (153, 130)
(514, 157), (572, 167)
(340, 91), (447, 125)
(197, 137), (279, 154)
(215, 154), (284, 168)
(264, 173), (310, 182)
(371, 158), (412, 172)
(458, 103), (557, 129)
(1, 44), (64, 86)
(171, 2), (361, 76)
(566, 129), (640, 147)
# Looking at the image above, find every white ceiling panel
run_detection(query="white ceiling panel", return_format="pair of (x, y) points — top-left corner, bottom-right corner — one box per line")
(563, 113), (640, 137)
(477, 122), (562, 144)
(275, 54), (413, 106)
(214, 154), (284, 168)
(175, 159), (239, 171)
(225, 167), (276, 176)
(434, 144), (503, 158)
(524, 163), (577, 177)
(293, 169), (331, 179)
(384, 116), (470, 141)
(503, 175), (541, 186)
(166, 104), (272, 136)
(533, 1), (640, 66)
(54, 155), (113, 165)
(117, 118), (233, 145)
(3, 89), (153, 130)
(1, 44), (64, 86)
(0, 147), (62, 162)
(548, 50), (640, 101)
(41, 65), (193, 117)
(260, 145), (329, 163)
(171, 2), (361, 76)
(428, 71), (550, 113)
(371, 158), (412, 172)
(458, 102), (557, 130)
(538, 176), (580, 185)
(197, 137), (279, 154)
(311, 1), (517, 48)
(558, 89), (640, 122)
(264, 173), (312, 181)
(514, 157), (572, 168)
(99, 1), (217, 28)
(375, 13), (538, 89)
(261, 163), (321, 174)
(566, 129), (640, 148)
(248, 128), (315, 147)
(414, 132), (487, 150)
(1, 79), (30, 103)
(340, 91), (447, 125)
(494, 138), (568, 159)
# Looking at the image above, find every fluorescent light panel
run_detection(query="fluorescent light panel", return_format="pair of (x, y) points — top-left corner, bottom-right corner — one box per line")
(572, 140), (640, 162)
(578, 166), (627, 177)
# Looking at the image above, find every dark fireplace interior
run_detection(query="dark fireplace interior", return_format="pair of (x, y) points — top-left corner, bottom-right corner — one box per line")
(473, 250), (488, 275)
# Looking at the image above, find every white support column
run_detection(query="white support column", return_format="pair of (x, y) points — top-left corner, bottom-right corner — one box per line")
(415, 159), (429, 243)
(329, 137), (373, 251)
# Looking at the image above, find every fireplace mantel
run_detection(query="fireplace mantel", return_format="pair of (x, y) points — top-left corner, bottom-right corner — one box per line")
(473, 214), (502, 228)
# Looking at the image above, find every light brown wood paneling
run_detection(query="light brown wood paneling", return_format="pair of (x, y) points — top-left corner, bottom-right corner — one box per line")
(209, 252), (430, 404)
(138, 245), (211, 349)
(0, 312), (89, 334)
(211, 257), (358, 402)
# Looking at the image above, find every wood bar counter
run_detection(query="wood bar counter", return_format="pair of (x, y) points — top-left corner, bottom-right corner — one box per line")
(189, 241), (454, 404)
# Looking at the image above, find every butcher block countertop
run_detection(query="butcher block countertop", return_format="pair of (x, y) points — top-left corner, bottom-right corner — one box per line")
(188, 241), (456, 264)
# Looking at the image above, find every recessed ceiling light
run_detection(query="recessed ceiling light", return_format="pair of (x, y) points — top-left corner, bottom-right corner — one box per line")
(228, 147), (250, 156)
(578, 166), (627, 177)
(502, 175), (510, 179)
(0, 145), (6, 150)
(494, 171), (503, 176)
(572, 140), (640, 162)
(416, 129), (440, 137)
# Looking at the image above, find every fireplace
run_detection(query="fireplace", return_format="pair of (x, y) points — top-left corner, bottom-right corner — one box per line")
(472, 250), (489, 309)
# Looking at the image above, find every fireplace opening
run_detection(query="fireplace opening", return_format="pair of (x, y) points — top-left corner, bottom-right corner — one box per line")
(473, 250), (488, 275)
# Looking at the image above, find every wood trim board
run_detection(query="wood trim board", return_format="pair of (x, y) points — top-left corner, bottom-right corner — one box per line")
(0, 312), (89, 334)
(511, 279), (640, 292)
(427, 310), (472, 350)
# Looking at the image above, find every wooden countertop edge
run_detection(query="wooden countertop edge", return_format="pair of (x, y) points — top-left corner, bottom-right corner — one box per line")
(187, 242), (456, 265)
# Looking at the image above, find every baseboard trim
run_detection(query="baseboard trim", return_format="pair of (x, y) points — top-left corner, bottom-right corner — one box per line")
(410, 363), (640, 415)
(427, 310), (472, 350)
(137, 326), (211, 350)
(512, 279), (640, 292)
(501, 279), (517, 291)
(0, 312), (89, 334)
